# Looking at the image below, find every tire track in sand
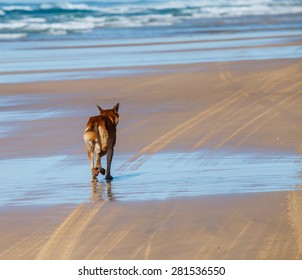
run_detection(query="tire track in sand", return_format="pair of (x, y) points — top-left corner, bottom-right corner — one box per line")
(118, 91), (245, 171)
(216, 91), (301, 149)
(288, 191), (302, 259)
(118, 61), (300, 171)
(237, 92), (302, 147)
(36, 201), (105, 260)
(256, 203), (291, 260)
(192, 89), (281, 149)
(86, 221), (140, 259)
(204, 62), (302, 149)
(193, 208), (243, 259)
(0, 224), (49, 259)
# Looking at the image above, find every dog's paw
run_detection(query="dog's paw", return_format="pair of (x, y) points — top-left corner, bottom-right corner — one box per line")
(93, 167), (100, 176)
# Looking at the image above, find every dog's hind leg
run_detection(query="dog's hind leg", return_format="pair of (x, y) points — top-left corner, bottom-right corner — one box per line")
(87, 142), (99, 182)
(84, 131), (99, 182)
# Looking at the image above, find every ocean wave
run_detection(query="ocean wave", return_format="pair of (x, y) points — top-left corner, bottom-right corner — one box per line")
(21, 18), (47, 23)
(40, 2), (101, 12)
(194, 5), (302, 18)
(0, 1), (302, 39)
(2, 5), (34, 12)
(0, 33), (27, 39)
(0, 22), (27, 30)
(0, 14), (178, 34)
(1, 1), (301, 17)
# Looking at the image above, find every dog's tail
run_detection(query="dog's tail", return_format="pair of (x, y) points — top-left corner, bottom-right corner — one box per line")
(84, 123), (92, 133)
(83, 120), (98, 144)
(84, 117), (95, 133)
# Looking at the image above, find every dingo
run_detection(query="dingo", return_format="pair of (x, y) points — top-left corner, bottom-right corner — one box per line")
(83, 103), (119, 182)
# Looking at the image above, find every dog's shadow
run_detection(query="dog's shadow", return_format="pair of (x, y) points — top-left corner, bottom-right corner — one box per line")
(111, 172), (144, 181)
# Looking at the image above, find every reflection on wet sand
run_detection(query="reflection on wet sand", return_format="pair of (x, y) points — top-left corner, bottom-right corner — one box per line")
(91, 181), (114, 202)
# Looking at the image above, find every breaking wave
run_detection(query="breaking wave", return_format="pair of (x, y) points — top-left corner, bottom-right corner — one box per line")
(0, 0), (302, 39)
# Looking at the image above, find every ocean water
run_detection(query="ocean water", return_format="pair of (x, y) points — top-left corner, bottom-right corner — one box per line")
(0, 0), (302, 40)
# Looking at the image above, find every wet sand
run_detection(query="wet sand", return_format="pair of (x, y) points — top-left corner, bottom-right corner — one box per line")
(0, 58), (302, 259)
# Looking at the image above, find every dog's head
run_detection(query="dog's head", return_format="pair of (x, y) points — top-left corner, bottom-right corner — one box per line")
(97, 103), (119, 126)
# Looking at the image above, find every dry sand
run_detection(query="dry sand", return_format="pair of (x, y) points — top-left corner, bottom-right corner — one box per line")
(0, 58), (302, 259)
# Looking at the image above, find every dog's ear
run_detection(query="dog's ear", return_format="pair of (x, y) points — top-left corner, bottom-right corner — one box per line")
(113, 103), (119, 113)
(96, 105), (103, 114)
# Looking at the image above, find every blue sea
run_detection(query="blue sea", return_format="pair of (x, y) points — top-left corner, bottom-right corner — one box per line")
(0, 0), (302, 40)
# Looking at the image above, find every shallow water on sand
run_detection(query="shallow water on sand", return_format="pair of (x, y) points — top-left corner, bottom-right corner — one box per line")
(0, 150), (301, 206)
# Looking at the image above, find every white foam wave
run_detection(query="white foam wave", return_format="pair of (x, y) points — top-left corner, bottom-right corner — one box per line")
(21, 21), (95, 33)
(0, 0), (302, 38)
(2, 1), (302, 17)
(46, 29), (67, 36)
(39, 4), (53, 10)
(57, 3), (98, 11)
(0, 15), (179, 34)
(2, 5), (34, 12)
(134, 14), (179, 26)
(21, 18), (47, 23)
(0, 33), (27, 39)
(0, 22), (27, 30)
(49, 21), (95, 31)
(192, 5), (302, 18)
(82, 14), (178, 28)
(87, 0), (302, 16)
(40, 2), (100, 12)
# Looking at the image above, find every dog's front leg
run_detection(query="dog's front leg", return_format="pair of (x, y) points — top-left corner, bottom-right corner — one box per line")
(97, 149), (106, 176)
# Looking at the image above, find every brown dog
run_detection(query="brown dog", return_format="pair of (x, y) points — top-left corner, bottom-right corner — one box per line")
(83, 103), (119, 182)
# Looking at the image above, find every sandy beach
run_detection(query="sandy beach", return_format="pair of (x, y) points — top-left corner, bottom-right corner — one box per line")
(0, 55), (302, 259)
(0, 191), (301, 260)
